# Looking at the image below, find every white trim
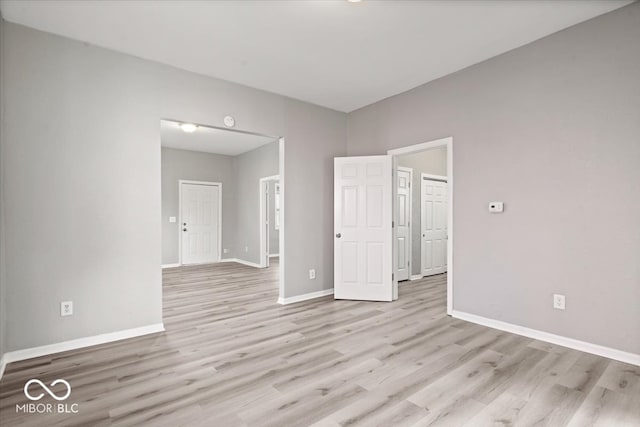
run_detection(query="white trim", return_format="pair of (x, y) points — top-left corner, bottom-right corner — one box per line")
(278, 289), (334, 305)
(410, 274), (423, 281)
(451, 310), (640, 367)
(269, 254), (279, 258)
(178, 180), (223, 266)
(278, 138), (286, 304)
(221, 258), (263, 269)
(161, 263), (181, 269)
(421, 173), (447, 182)
(387, 137), (451, 156)
(259, 174), (280, 269)
(388, 136), (453, 315)
(0, 323), (165, 379)
(0, 354), (7, 380)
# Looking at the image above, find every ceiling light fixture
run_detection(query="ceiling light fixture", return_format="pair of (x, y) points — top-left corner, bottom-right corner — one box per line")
(347, 0), (362, 2)
(180, 123), (198, 133)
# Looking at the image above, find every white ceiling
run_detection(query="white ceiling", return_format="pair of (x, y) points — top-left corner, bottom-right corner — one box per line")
(0, 1), (632, 112)
(160, 120), (276, 156)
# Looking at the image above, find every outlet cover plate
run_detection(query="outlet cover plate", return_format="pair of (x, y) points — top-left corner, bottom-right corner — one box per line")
(61, 301), (73, 316)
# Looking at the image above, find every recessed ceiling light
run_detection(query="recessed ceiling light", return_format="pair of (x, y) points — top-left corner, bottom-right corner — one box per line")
(180, 123), (198, 133)
(347, 0), (362, 2)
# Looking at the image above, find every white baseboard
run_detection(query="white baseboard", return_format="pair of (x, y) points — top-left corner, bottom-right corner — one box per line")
(221, 258), (263, 268)
(278, 289), (334, 305)
(268, 254), (279, 258)
(0, 323), (165, 379)
(410, 274), (423, 281)
(161, 263), (180, 269)
(0, 353), (7, 380)
(451, 310), (640, 367)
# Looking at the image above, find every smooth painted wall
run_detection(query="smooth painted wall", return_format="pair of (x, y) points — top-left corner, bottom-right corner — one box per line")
(397, 148), (447, 276)
(161, 147), (237, 264)
(1, 22), (345, 352)
(235, 140), (279, 265)
(347, 4), (640, 354)
(0, 16), (6, 361)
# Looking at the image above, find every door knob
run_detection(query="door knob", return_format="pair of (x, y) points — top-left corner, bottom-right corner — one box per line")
(336, 233), (341, 238)
(183, 228), (188, 232)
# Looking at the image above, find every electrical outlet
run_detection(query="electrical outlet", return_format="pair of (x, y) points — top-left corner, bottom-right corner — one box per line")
(553, 294), (565, 310)
(61, 301), (73, 317)
(245, 246), (249, 253)
(223, 248), (229, 254)
(309, 269), (316, 280)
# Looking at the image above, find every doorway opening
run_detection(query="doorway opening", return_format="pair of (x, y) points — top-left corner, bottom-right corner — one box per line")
(160, 119), (285, 303)
(389, 137), (453, 314)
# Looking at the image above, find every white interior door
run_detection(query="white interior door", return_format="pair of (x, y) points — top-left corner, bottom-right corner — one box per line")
(396, 167), (412, 281)
(334, 155), (393, 301)
(181, 182), (220, 265)
(421, 177), (448, 276)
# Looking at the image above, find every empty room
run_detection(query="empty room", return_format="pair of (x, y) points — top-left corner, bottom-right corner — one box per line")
(0, 1), (638, 426)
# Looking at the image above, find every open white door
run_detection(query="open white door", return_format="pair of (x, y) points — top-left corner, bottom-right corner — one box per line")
(396, 167), (412, 281)
(421, 177), (448, 276)
(334, 156), (393, 301)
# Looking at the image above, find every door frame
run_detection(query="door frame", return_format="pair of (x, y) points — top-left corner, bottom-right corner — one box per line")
(420, 173), (448, 277)
(388, 136), (453, 314)
(259, 175), (280, 268)
(396, 166), (413, 282)
(178, 179), (223, 266)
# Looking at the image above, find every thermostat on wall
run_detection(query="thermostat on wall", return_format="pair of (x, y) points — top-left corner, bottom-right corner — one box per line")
(489, 202), (504, 213)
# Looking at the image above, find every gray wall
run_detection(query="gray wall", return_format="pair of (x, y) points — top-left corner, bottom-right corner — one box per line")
(268, 180), (280, 255)
(1, 22), (345, 352)
(348, 4), (640, 354)
(397, 148), (447, 276)
(161, 147), (237, 264)
(0, 16), (6, 361)
(235, 140), (279, 265)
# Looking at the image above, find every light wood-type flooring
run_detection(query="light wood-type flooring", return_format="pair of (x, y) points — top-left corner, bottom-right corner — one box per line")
(1, 259), (638, 426)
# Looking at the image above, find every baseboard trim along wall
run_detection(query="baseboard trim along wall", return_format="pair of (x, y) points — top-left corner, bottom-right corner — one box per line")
(451, 310), (640, 366)
(410, 274), (423, 281)
(221, 258), (263, 268)
(161, 263), (181, 269)
(0, 354), (7, 380)
(0, 323), (166, 380)
(268, 254), (279, 258)
(278, 289), (334, 305)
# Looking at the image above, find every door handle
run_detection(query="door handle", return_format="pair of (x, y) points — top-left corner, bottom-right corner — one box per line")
(335, 233), (341, 238)
(183, 228), (188, 232)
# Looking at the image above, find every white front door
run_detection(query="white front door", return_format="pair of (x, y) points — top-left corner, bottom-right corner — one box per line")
(181, 182), (220, 265)
(396, 167), (412, 281)
(421, 177), (448, 276)
(334, 156), (393, 301)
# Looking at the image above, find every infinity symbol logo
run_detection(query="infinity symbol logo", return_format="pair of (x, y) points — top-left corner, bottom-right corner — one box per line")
(24, 379), (72, 401)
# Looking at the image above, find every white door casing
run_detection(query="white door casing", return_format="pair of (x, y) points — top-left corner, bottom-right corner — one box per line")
(421, 176), (448, 276)
(180, 181), (221, 265)
(396, 167), (412, 281)
(334, 155), (393, 301)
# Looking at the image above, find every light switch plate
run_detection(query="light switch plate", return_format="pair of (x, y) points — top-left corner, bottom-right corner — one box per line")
(169, 216), (176, 223)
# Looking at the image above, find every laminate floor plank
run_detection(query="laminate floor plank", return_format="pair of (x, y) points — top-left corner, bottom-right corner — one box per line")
(0, 259), (637, 426)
